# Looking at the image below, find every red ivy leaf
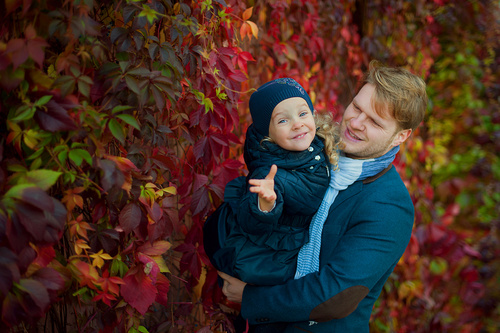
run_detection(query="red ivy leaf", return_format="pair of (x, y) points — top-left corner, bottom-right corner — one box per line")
(34, 93), (78, 132)
(5, 39), (28, 69)
(191, 186), (210, 217)
(27, 38), (48, 68)
(2, 292), (26, 326)
(119, 202), (142, 234)
(155, 272), (170, 306)
(193, 173), (209, 192)
(137, 240), (172, 256)
(0, 247), (20, 295)
(18, 279), (50, 317)
(121, 266), (157, 315)
(31, 267), (65, 292)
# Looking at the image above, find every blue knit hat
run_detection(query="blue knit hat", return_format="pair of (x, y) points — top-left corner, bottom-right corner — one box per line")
(249, 78), (314, 136)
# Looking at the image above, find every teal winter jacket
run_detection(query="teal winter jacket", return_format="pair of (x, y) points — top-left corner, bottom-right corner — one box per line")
(240, 165), (414, 332)
(210, 124), (330, 285)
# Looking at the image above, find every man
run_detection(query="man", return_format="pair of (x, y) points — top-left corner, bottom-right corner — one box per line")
(217, 61), (428, 332)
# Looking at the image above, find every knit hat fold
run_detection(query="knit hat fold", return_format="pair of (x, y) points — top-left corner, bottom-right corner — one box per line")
(249, 78), (314, 136)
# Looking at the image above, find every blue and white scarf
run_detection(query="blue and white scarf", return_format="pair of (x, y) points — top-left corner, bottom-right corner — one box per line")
(294, 146), (400, 279)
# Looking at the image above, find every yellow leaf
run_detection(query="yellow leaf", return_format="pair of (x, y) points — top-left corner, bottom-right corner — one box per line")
(284, 44), (298, 61)
(100, 253), (113, 260)
(246, 21), (259, 39)
(163, 186), (177, 195)
(74, 239), (90, 255)
(152, 255), (170, 273)
(192, 267), (206, 301)
(7, 120), (21, 133)
(23, 129), (39, 149)
(145, 182), (158, 189)
(90, 250), (113, 268)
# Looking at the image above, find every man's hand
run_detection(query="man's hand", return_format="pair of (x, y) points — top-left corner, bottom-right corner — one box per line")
(248, 164), (278, 212)
(218, 271), (247, 303)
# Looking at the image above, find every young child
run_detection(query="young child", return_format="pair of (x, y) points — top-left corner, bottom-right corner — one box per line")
(204, 78), (340, 286)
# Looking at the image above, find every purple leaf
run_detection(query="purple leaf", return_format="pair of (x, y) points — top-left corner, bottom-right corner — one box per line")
(119, 202), (142, 234)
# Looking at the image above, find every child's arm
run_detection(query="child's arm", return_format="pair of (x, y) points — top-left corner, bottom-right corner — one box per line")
(248, 164), (277, 212)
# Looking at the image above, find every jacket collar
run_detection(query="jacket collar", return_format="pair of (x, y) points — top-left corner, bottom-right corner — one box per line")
(329, 164), (393, 211)
(362, 165), (393, 184)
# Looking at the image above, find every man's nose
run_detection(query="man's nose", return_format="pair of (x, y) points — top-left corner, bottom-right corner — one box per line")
(350, 114), (366, 130)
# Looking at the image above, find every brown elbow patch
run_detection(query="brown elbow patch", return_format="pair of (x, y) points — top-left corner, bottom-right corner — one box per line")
(310, 285), (369, 322)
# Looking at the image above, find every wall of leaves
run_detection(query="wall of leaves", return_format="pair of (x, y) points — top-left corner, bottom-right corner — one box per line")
(0, 0), (498, 332)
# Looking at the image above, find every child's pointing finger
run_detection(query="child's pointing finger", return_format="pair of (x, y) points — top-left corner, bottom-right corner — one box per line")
(265, 164), (278, 180)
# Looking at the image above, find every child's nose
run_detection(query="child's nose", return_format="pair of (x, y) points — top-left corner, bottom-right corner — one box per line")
(292, 120), (304, 129)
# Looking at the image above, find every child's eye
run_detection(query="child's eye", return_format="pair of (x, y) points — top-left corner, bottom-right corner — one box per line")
(299, 111), (308, 117)
(371, 119), (381, 127)
(278, 119), (287, 124)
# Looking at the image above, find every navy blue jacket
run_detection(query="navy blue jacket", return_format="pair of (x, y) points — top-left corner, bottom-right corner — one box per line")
(240, 165), (414, 332)
(211, 124), (330, 285)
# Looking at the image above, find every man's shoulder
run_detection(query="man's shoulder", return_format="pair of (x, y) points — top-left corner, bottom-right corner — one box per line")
(364, 164), (405, 187)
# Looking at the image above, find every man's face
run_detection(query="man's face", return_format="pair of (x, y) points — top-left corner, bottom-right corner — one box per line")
(339, 84), (411, 159)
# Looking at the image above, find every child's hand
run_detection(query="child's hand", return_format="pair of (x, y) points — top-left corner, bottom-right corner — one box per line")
(249, 164), (278, 212)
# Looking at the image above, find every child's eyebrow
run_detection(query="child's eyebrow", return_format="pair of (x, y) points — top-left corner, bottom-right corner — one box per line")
(271, 110), (285, 119)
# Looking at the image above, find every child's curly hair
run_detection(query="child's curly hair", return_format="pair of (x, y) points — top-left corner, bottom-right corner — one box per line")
(314, 112), (343, 170)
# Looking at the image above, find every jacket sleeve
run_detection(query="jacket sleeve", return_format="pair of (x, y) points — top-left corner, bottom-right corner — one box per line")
(240, 184), (414, 324)
(235, 167), (285, 235)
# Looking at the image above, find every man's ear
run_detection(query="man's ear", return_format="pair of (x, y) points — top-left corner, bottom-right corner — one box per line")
(392, 129), (412, 147)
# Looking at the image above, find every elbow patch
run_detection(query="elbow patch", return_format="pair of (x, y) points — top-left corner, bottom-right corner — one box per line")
(309, 285), (369, 322)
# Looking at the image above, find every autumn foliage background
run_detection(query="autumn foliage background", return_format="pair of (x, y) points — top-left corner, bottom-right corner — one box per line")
(0, 0), (499, 332)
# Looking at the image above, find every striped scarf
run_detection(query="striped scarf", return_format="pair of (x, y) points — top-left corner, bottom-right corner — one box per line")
(294, 146), (400, 279)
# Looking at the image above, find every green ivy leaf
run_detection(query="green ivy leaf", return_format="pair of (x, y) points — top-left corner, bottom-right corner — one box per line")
(16, 170), (62, 190)
(58, 150), (68, 164)
(110, 258), (129, 277)
(203, 97), (213, 113)
(125, 76), (140, 95)
(34, 95), (53, 107)
(112, 105), (133, 114)
(429, 258), (448, 276)
(10, 105), (36, 122)
(138, 5), (159, 24)
(108, 118), (125, 144)
(54, 75), (76, 97)
(69, 149), (93, 167)
(116, 114), (140, 130)
(4, 184), (38, 199)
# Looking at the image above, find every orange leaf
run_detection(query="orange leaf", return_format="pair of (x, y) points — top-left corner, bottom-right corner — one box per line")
(242, 7), (253, 21)
(240, 22), (251, 39)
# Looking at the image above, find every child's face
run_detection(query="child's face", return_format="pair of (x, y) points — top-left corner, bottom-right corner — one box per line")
(268, 97), (316, 152)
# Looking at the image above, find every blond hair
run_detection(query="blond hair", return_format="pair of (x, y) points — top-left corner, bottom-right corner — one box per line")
(364, 60), (427, 131)
(314, 112), (342, 170)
